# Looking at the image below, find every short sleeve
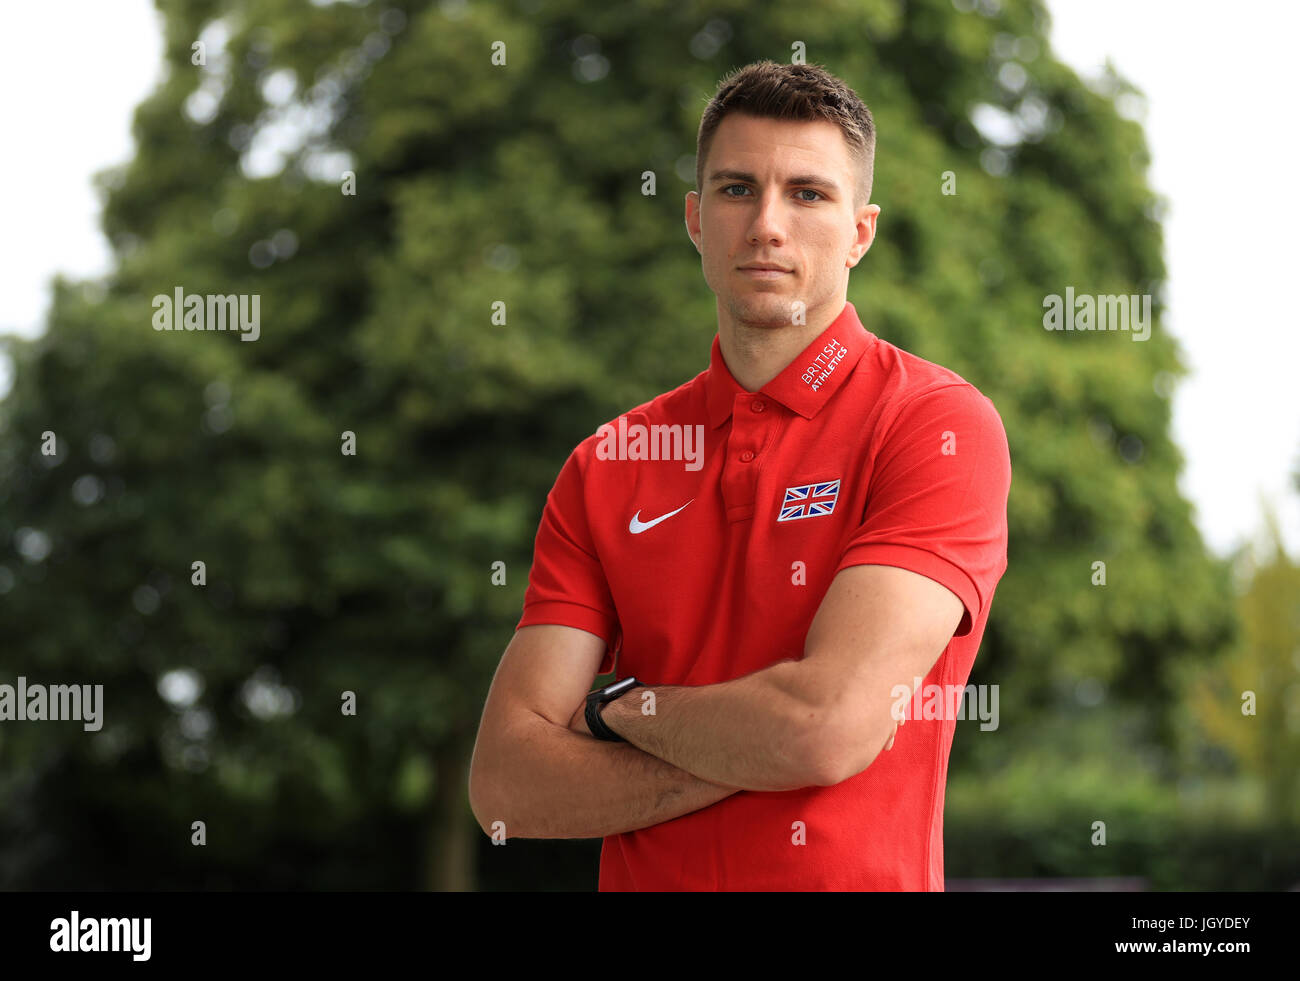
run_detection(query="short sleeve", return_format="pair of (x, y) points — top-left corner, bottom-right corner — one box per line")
(836, 384), (1011, 636)
(517, 445), (621, 675)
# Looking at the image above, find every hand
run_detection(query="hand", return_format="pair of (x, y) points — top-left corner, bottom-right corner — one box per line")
(883, 712), (905, 751)
(568, 699), (592, 737)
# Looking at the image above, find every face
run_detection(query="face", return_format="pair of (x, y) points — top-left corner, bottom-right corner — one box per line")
(685, 112), (879, 333)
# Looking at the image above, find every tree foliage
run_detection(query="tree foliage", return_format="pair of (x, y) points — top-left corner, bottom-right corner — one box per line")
(0, 0), (1237, 889)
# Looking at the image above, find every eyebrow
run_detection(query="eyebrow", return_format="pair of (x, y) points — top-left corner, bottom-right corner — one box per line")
(707, 170), (841, 194)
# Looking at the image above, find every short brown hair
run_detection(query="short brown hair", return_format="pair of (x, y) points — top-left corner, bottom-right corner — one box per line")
(695, 60), (876, 209)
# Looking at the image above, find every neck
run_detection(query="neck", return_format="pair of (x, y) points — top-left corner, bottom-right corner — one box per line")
(716, 297), (846, 391)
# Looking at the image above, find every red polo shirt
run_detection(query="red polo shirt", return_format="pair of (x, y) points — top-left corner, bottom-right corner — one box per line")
(518, 300), (1011, 890)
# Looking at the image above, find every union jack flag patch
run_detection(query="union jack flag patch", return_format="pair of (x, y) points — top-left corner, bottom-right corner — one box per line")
(777, 479), (840, 522)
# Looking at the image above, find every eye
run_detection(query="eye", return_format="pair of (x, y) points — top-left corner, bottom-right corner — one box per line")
(720, 185), (824, 201)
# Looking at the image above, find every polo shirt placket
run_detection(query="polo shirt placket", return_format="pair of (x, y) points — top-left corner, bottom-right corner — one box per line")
(721, 393), (777, 523)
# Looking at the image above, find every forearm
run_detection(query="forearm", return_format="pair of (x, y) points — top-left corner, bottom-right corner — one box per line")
(474, 712), (742, 840)
(600, 659), (830, 791)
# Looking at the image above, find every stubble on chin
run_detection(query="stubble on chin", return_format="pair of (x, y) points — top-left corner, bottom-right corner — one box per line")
(727, 292), (795, 331)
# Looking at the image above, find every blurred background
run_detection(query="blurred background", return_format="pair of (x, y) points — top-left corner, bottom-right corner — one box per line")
(0, 0), (1296, 891)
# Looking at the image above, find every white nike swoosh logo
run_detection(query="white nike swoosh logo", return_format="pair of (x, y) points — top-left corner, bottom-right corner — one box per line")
(629, 500), (694, 534)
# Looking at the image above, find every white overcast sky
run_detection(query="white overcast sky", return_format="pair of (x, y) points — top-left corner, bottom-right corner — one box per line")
(1, 0), (1296, 558)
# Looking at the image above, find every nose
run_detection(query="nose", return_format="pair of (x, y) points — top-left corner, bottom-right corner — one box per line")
(747, 188), (787, 246)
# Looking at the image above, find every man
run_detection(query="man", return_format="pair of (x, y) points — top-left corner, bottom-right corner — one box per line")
(468, 60), (1011, 891)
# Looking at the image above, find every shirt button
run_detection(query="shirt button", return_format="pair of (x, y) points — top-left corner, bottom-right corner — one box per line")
(751, 400), (766, 413)
(740, 450), (755, 462)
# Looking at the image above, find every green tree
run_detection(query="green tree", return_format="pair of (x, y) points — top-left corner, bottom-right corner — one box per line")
(0, 0), (1235, 889)
(1185, 502), (1300, 824)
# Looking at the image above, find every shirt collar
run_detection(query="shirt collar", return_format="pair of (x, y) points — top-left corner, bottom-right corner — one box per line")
(705, 300), (874, 428)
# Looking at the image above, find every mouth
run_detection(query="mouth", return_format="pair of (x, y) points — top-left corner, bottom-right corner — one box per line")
(738, 266), (791, 278)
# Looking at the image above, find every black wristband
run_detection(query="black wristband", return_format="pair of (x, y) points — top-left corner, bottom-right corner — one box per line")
(585, 695), (623, 741)
(585, 678), (641, 742)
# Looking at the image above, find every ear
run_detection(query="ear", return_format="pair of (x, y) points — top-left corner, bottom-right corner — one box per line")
(847, 203), (881, 269)
(685, 190), (703, 253)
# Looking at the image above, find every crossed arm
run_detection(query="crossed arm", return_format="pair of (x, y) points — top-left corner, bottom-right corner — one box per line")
(469, 563), (965, 838)
(569, 563), (964, 790)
